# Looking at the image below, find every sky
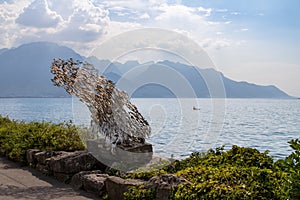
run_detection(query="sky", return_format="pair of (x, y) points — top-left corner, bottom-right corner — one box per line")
(0, 0), (299, 97)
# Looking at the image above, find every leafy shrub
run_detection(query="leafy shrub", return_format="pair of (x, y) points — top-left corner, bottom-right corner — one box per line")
(124, 185), (156, 200)
(163, 145), (273, 174)
(125, 168), (167, 181)
(172, 165), (288, 199)
(0, 115), (85, 162)
(275, 138), (300, 199)
(168, 145), (288, 200)
(125, 139), (299, 200)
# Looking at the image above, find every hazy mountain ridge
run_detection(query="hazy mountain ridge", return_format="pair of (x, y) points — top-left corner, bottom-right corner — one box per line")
(0, 42), (292, 98)
(0, 48), (9, 55)
(0, 42), (84, 97)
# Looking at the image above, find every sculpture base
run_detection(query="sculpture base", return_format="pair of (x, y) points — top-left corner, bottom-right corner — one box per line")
(86, 139), (153, 171)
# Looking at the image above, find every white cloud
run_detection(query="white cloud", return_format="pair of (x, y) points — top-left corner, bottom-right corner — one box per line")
(215, 8), (228, 13)
(55, 0), (109, 42)
(94, 1), (234, 52)
(0, 0), (32, 47)
(16, 0), (62, 28)
(101, 0), (160, 11)
(46, 0), (75, 20)
(0, 0), (237, 54)
(198, 7), (212, 17)
(140, 12), (150, 19)
(0, 0), (110, 55)
(230, 12), (241, 15)
(154, 4), (208, 30)
(201, 38), (231, 50)
(105, 21), (141, 38)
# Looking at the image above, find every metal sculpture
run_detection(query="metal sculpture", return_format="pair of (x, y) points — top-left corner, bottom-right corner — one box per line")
(50, 58), (151, 145)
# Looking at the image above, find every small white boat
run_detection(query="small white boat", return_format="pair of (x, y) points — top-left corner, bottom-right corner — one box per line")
(193, 106), (201, 110)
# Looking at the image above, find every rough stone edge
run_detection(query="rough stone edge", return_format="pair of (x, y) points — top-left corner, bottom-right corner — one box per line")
(23, 149), (186, 199)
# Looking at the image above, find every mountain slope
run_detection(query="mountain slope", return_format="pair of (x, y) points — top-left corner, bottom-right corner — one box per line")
(0, 48), (8, 55)
(222, 75), (290, 98)
(98, 60), (291, 98)
(0, 42), (292, 98)
(0, 42), (82, 97)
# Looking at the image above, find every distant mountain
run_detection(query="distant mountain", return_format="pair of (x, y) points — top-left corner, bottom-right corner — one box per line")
(88, 59), (291, 98)
(0, 42), (292, 98)
(0, 48), (9, 55)
(0, 42), (82, 97)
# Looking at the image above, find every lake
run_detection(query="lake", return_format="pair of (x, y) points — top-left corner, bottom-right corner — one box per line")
(0, 98), (299, 160)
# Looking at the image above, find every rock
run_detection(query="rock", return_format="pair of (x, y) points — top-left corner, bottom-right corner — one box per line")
(70, 170), (103, 189)
(143, 155), (174, 168)
(146, 174), (191, 200)
(87, 139), (153, 171)
(33, 151), (65, 175)
(71, 172), (109, 196)
(35, 151), (64, 165)
(119, 141), (153, 153)
(105, 176), (145, 200)
(36, 163), (51, 175)
(48, 151), (107, 174)
(82, 173), (108, 196)
(26, 149), (41, 166)
(71, 171), (93, 190)
(0, 148), (7, 157)
(53, 172), (73, 183)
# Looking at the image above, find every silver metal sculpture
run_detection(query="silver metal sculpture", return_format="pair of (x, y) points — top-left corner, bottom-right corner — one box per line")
(50, 58), (151, 145)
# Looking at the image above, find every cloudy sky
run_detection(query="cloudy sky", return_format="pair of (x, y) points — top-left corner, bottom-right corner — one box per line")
(0, 0), (299, 97)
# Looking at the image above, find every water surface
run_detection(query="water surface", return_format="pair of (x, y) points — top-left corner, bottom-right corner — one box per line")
(0, 98), (299, 159)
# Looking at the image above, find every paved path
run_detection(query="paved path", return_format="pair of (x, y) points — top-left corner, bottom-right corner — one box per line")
(0, 157), (100, 200)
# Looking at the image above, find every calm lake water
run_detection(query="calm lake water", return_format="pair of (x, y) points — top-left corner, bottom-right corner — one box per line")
(0, 98), (299, 160)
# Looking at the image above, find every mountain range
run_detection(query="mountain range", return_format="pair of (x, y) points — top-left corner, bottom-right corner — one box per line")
(0, 42), (292, 98)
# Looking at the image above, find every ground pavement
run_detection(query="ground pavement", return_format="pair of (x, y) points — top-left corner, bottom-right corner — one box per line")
(0, 157), (100, 200)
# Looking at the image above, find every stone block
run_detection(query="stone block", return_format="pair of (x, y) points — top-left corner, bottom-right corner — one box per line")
(71, 170), (103, 189)
(146, 174), (191, 200)
(26, 149), (41, 166)
(87, 139), (153, 171)
(105, 176), (145, 200)
(48, 151), (107, 174)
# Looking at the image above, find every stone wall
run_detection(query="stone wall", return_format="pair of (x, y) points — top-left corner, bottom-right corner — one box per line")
(25, 149), (188, 200)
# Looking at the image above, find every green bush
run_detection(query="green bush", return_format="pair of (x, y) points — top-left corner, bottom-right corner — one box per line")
(0, 115), (85, 162)
(275, 138), (300, 199)
(173, 166), (288, 199)
(125, 139), (299, 200)
(167, 146), (288, 199)
(124, 185), (156, 200)
(164, 145), (273, 174)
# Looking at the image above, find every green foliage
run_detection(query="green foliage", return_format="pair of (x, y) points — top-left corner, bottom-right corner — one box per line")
(275, 138), (300, 199)
(124, 185), (156, 200)
(125, 168), (166, 181)
(168, 145), (288, 200)
(0, 115), (85, 162)
(172, 166), (288, 199)
(124, 160), (172, 180)
(164, 145), (273, 174)
(125, 139), (300, 200)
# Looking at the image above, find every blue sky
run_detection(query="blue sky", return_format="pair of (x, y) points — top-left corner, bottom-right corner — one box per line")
(0, 0), (299, 96)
